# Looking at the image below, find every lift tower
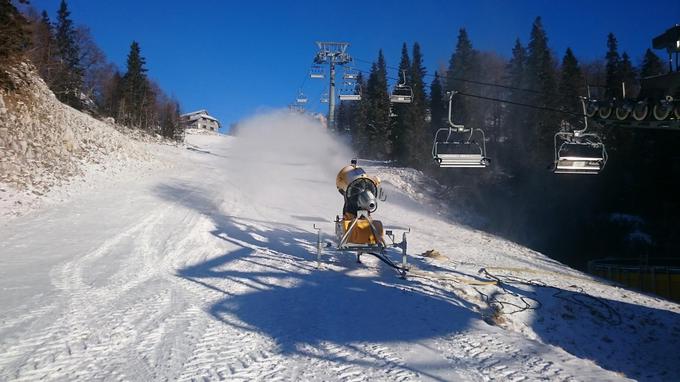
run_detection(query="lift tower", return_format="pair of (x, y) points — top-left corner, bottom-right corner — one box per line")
(313, 42), (352, 131)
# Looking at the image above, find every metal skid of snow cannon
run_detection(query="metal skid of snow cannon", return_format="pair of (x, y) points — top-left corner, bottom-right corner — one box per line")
(313, 159), (410, 278)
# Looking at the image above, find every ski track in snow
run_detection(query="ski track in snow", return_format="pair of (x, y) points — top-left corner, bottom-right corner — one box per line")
(1, 123), (679, 381)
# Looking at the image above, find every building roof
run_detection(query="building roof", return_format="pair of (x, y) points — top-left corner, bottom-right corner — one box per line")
(180, 110), (219, 123)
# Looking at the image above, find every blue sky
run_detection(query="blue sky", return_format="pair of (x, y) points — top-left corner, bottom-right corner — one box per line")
(29, 0), (680, 132)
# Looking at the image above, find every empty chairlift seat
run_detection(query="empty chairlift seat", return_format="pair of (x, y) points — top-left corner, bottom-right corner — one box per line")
(390, 86), (413, 103)
(390, 70), (413, 104)
(343, 68), (358, 80)
(554, 134), (607, 175)
(310, 65), (325, 79)
(296, 92), (308, 104)
(432, 131), (490, 168)
(432, 90), (490, 169)
(553, 98), (608, 175)
(339, 81), (361, 101)
(339, 93), (361, 101)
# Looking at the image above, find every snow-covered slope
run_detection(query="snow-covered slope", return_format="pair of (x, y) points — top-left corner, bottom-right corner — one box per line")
(0, 63), (150, 219)
(0, 111), (678, 381)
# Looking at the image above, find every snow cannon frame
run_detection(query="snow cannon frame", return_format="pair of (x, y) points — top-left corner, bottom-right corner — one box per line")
(313, 159), (410, 278)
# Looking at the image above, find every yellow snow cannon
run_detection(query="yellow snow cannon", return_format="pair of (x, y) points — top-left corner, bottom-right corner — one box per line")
(335, 160), (384, 246)
(312, 159), (410, 278)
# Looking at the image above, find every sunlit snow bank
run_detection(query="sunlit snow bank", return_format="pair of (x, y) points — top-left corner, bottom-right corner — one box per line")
(0, 63), (152, 219)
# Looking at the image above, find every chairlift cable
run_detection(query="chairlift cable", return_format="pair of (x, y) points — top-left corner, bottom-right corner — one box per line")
(353, 57), (581, 101)
(339, 60), (588, 117)
(454, 90), (585, 117)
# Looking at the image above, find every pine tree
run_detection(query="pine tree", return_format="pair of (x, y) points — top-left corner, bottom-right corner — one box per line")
(25, 10), (60, 87)
(619, 52), (636, 99)
(506, 39), (527, 91)
(391, 43), (411, 163)
(0, 0), (30, 85)
(503, 38), (527, 145)
(120, 41), (151, 129)
(53, 0), (83, 107)
(446, 28), (477, 125)
(159, 100), (181, 141)
(350, 72), (370, 156)
(429, 71), (445, 134)
(365, 50), (391, 159)
(526, 17), (557, 101)
(525, 16), (558, 162)
(336, 100), (352, 136)
(101, 70), (122, 118)
(404, 42), (429, 167)
(558, 48), (585, 114)
(640, 48), (664, 77)
(604, 33), (621, 99)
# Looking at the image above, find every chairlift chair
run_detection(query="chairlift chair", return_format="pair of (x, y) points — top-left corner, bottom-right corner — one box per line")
(553, 98), (608, 175)
(310, 65), (325, 79)
(553, 134), (608, 174)
(432, 91), (490, 168)
(338, 81), (361, 101)
(343, 67), (358, 80)
(390, 70), (413, 104)
(339, 94), (362, 101)
(296, 91), (308, 104)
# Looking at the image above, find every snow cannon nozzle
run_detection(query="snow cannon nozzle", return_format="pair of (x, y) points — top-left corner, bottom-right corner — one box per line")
(357, 190), (377, 213)
(336, 160), (382, 214)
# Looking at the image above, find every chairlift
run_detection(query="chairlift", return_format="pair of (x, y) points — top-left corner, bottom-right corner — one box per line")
(390, 70), (413, 104)
(339, 94), (361, 101)
(338, 81), (361, 101)
(296, 91), (308, 104)
(310, 65), (325, 79)
(432, 91), (490, 168)
(288, 103), (304, 113)
(553, 98), (608, 175)
(343, 67), (358, 80)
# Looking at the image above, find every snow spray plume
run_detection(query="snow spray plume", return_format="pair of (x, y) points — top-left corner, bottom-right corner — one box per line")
(228, 110), (352, 205)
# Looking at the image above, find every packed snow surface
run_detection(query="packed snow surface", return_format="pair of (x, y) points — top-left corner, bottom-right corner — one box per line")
(1, 111), (679, 381)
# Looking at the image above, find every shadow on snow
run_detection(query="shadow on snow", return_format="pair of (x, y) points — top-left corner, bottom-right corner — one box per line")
(155, 182), (680, 381)
(154, 182), (478, 378)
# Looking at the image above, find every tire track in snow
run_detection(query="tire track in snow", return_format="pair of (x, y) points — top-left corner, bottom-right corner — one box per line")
(0, 211), (166, 379)
(435, 330), (580, 382)
(0, 203), (212, 381)
(175, 320), (287, 381)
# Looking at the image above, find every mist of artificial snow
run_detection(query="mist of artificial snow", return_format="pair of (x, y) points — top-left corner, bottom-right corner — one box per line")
(229, 110), (352, 206)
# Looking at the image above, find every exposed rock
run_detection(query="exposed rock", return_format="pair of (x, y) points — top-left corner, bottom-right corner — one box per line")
(0, 63), (149, 193)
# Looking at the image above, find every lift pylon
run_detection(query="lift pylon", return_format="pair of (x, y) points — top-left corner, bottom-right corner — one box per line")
(313, 42), (353, 131)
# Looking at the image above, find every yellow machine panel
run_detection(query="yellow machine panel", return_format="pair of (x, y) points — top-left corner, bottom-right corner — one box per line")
(336, 165), (381, 193)
(342, 217), (384, 245)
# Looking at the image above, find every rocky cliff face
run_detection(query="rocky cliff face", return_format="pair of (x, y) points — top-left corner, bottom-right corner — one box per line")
(0, 62), (144, 194)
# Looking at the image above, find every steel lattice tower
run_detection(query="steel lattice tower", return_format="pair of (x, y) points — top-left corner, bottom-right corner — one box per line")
(313, 42), (352, 131)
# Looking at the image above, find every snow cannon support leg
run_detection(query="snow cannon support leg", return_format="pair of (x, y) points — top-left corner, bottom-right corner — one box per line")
(400, 232), (409, 279)
(314, 224), (322, 268)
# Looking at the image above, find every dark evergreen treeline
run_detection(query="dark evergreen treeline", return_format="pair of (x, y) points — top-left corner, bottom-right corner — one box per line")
(1, 0), (183, 141)
(336, 17), (679, 269)
(0, 0), (30, 86)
